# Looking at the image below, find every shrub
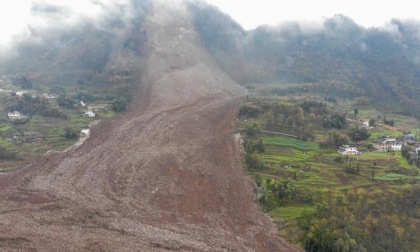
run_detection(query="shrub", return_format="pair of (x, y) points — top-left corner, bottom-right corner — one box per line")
(112, 97), (128, 112)
(64, 127), (78, 140)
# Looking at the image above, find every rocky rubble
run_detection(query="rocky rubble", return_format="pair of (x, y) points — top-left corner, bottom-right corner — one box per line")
(0, 1), (302, 251)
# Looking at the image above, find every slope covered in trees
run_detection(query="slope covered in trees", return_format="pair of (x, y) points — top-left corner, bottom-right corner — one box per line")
(191, 3), (420, 118)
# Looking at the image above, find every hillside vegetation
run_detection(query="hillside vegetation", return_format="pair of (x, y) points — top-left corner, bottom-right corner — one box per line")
(191, 3), (420, 118)
(239, 93), (420, 251)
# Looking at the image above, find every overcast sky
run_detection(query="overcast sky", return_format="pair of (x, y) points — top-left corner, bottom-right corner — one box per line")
(0, 0), (419, 45)
(205, 0), (419, 30)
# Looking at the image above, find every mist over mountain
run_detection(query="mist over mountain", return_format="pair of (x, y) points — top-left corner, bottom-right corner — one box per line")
(7, 0), (420, 118)
(190, 2), (420, 117)
(0, 0), (149, 87)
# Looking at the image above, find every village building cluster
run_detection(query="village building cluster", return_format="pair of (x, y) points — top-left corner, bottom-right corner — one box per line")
(338, 117), (420, 155)
(0, 76), (108, 146)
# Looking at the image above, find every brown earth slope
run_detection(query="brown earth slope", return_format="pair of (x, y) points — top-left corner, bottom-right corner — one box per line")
(0, 1), (302, 251)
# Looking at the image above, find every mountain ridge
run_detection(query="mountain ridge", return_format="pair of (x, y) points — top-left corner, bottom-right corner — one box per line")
(190, 4), (420, 117)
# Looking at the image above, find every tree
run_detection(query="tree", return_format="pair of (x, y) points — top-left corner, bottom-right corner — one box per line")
(369, 118), (376, 127)
(58, 95), (76, 109)
(324, 131), (349, 148)
(13, 76), (32, 89)
(64, 127), (78, 140)
(244, 122), (259, 137)
(243, 139), (265, 153)
(325, 112), (347, 129)
(238, 104), (260, 118)
(112, 97), (128, 112)
(354, 108), (359, 119)
(348, 127), (371, 141)
(383, 117), (395, 126)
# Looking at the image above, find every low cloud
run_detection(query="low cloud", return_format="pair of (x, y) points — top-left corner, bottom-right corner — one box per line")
(0, 0), (148, 58)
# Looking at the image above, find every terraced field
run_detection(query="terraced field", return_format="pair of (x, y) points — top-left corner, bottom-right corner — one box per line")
(249, 134), (420, 246)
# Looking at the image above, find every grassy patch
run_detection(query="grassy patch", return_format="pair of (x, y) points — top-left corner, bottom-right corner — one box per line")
(270, 205), (315, 221)
(99, 110), (116, 119)
(0, 122), (12, 131)
(375, 173), (408, 181)
(69, 114), (93, 124)
(263, 136), (319, 151)
(0, 137), (15, 149)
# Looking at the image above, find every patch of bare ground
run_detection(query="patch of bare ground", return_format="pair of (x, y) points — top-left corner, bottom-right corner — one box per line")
(0, 1), (302, 251)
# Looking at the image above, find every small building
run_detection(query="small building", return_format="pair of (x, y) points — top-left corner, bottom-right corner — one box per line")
(357, 119), (371, 129)
(403, 134), (416, 146)
(338, 145), (362, 155)
(372, 143), (389, 152)
(85, 110), (96, 117)
(373, 140), (403, 152)
(7, 111), (27, 120)
(42, 93), (59, 99)
(414, 147), (420, 156)
(390, 143), (402, 151)
(16, 90), (29, 97)
(380, 136), (397, 145)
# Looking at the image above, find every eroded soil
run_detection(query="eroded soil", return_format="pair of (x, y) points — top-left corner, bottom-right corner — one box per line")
(0, 1), (302, 251)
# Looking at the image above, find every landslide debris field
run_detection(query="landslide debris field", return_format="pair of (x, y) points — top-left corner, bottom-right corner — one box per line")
(0, 1), (301, 251)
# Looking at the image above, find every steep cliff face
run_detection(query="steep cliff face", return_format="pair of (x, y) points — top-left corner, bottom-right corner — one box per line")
(0, 1), (301, 251)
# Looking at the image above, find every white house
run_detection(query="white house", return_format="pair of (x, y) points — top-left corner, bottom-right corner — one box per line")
(337, 145), (362, 155)
(390, 143), (402, 151)
(380, 136), (397, 145)
(16, 90), (29, 97)
(85, 110), (96, 117)
(415, 148), (420, 157)
(7, 111), (25, 120)
(42, 93), (59, 99)
(373, 141), (402, 152)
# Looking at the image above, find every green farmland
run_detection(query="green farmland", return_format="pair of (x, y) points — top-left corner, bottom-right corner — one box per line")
(246, 134), (420, 250)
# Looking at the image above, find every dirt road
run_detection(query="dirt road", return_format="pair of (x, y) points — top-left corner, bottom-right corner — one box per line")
(0, 1), (302, 251)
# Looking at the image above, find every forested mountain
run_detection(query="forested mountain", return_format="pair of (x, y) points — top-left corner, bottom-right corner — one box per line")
(190, 2), (420, 117)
